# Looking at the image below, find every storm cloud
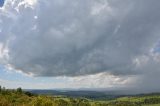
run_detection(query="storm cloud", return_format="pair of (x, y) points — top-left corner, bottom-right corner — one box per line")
(0, 0), (160, 84)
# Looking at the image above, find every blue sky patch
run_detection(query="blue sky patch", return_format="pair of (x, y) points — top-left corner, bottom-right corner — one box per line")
(0, 0), (4, 7)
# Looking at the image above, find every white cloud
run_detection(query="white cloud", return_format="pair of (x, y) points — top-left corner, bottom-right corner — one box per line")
(0, 73), (134, 89)
(68, 73), (133, 89)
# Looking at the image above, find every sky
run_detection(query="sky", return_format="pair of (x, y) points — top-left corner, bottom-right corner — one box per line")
(0, 0), (4, 7)
(0, 0), (160, 92)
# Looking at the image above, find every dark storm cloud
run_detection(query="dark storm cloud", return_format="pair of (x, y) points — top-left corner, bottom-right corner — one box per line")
(0, 0), (160, 80)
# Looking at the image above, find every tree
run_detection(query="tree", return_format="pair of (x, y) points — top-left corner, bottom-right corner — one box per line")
(2, 87), (5, 91)
(17, 87), (22, 94)
(1, 87), (6, 95)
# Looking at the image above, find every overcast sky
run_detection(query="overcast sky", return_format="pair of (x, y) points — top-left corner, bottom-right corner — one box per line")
(0, 0), (160, 92)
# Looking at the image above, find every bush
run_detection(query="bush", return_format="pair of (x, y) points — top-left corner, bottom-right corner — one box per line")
(107, 101), (141, 106)
(24, 91), (34, 97)
(143, 97), (160, 104)
(31, 96), (54, 106)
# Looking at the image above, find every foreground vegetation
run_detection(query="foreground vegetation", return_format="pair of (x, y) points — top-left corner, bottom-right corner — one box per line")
(0, 86), (160, 106)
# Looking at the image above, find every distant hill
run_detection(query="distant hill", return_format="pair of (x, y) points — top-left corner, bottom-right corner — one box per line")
(28, 89), (160, 100)
(1, 86), (160, 106)
(29, 90), (118, 100)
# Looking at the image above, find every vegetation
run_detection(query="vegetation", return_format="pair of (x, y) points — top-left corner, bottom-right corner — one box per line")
(0, 86), (160, 106)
